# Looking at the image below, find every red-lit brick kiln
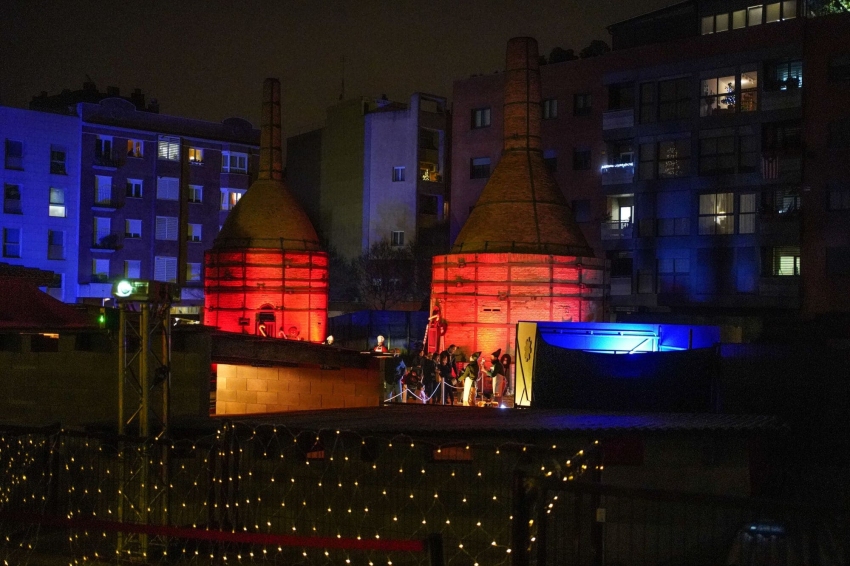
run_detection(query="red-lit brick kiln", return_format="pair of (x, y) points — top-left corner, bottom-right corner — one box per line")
(204, 79), (328, 341)
(430, 38), (607, 359)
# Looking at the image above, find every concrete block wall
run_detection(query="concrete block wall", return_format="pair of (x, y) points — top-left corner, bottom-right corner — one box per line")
(215, 364), (382, 414)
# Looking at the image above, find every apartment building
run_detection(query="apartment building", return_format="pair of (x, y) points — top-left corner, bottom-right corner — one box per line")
(1, 86), (260, 311)
(451, 1), (850, 328)
(287, 93), (450, 260)
(1, 107), (82, 301)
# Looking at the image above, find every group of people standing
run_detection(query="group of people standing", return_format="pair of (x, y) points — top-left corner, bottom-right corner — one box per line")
(384, 342), (511, 407)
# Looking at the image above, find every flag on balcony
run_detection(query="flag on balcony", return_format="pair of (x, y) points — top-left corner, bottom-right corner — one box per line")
(761, 154), (779, 180)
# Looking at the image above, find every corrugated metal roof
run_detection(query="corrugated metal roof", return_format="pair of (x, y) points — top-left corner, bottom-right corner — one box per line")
(220, 405), (784, 436)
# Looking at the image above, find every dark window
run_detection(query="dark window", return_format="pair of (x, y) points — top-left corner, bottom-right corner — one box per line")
(5, 140), (23, 170)
(764, 187), (801, 214)
(828, 119), (850, 149)
(3, 228), (21, 258)
(572, 199), (591, 223)
(418, 194), (439, 215)
(738, 132), (759, 173)
(471, 107), (491, 129)
(827, 247), (850, 276)
(391, 231), (404, 247)
(765, 60), (802, 90)
(828, 183), (850, 211)
(639, 83), (656, 124)
(574, 93), (592, 116)
(543, 149), (557, 172)
(470, 157), (491, 179)
(3, 184), (22, 214)
(829, 54), (850, 82)
(542, 99), (557, 119)
(0, 334), (22, 352)
(608, 83), (634, 110)
(657, 217), (690, 236)
(48, 230), (64, 260)
(658, 258), (690, 294)
(572, 148), (591, 170)
(639, 143), (656, 180)
(763, 121), (802, 152)
(658, 139), (690, 178)
(699, 135), (736, 175)
(50, 146), (67, 175)
(658, 77), (691, 121)
(30, 333), (59, 353)
(610, 255), (633, 277)
(392, 166), (405, 182)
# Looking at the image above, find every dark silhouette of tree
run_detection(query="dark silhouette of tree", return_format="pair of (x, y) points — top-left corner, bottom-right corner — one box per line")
(354, 240), (418, 310)
(549, 47), (578, 64)
(327, 246), (358, 302)
(579, 40), (611, 59)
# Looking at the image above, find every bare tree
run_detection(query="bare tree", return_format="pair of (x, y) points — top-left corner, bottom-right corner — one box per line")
(354, 240), (418, 310)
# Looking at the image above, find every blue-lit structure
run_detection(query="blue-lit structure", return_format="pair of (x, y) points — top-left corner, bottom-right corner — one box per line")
(515, 321), (721, 412)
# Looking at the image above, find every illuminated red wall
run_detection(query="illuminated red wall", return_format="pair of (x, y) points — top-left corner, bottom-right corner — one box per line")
(430, 252), (607, 359)
(204, 248), (328, 342)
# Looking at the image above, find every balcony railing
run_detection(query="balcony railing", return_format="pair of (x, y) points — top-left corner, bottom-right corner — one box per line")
(601, 221), (634, 240)
(602, 109), (634, 130)
(91, 233), (121, 250)
(601, 163), (634, 185)
(93, 154), (120, 168)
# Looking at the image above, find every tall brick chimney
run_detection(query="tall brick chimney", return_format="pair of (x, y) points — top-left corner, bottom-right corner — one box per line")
(258, 78), (283, 181)
(503, 37), (542, 152)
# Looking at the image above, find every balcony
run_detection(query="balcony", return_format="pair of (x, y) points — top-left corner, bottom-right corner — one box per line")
(610, 276), (632, 296)
(93, 154), (120, 168)
(602, 109), (634, 130)
(601, 221), (634, 240)
(601, 163), (634, 186)
(761, 87), (802, 112)
(91, 233), (121, 252)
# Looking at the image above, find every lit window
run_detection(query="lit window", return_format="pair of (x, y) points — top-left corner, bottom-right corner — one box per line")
(189, 184), (203, 203)
(542, 99), (558, 119)
(49, 187), (66, 217)
(392, 166), (405, 182)
(5, 140), (23, 170)
(748, 5), (763, 26)
(94, 175), (112, 205)
(154, 256), (177, 283)
(188, 147), (204, 164)
(125, 219), (142, 239)
(187, 223), (202, 242)
(221, 151), (248, 173)
(186, 263), (202, 282)
(126, 139), (143, 158)
(772, 246), (800, 276)
(700, 70), (758, 116)
(124, 260), (141, 279)
(92, 258), (110, 282)
(4, 184), (22, 214)
(50, 145), (67, 175)
(220, 188), (245, 211)
(391, 231), (405, 247)
(470, 157), (491, 179)
(157, 135), (180, 161)
(126, 179), (143, 198)
(3, 228), (21, 258)
(47, 230), (64, 260)
(155, 216), (178, 241)
(471, 107), (491, 129)
(156, 177), (179, 200)
(698, 192), (735, 235)
(732, 9), (747, 29)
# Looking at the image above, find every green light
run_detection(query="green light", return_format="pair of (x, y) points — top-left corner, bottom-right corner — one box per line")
(114, 280), (134, 298)
(98, 314), (105, 324)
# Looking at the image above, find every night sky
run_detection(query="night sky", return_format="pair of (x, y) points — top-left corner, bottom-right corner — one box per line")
(3, 0), (671, 138)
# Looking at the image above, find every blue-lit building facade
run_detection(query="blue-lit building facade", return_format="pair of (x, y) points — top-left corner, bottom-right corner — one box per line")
(1, 90), (259, 310)
(1, 107), (82, 301)
(451, 1), (850, 333)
